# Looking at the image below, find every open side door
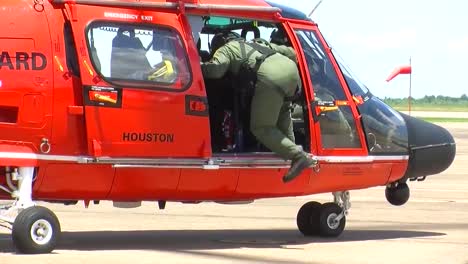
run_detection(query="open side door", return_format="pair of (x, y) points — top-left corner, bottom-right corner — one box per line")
(286, 21), (396, 189)
(287, 22), (368, 157)
(61, 3), (211, 160)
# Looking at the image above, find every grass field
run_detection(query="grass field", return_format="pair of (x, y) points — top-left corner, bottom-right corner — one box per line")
(421, 117), (468, 123)
(391, 105), (468, 112)
(384, 102), (468, 122)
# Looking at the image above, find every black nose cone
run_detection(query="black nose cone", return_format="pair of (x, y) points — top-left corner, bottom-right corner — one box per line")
(401, 113), (456, 180)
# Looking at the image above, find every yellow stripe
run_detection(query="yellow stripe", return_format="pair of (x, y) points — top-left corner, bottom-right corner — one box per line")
(54, 56), (64, 72)
(83, 59), (94, 76)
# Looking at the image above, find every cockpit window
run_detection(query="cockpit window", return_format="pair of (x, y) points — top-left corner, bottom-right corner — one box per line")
(86, 22), (191, 91)
(332, 51), (370, 97)
(295, 30), (346, 100)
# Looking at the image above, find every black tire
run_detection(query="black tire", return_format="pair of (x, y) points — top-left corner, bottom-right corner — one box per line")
(318, 202), (346, 237)
(385, 183), (410, 206)
(12, 206), (61, 254)
(297, 201), (322, 236)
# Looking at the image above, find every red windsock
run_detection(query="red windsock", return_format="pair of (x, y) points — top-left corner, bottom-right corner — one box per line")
(386, 65), (412, 82)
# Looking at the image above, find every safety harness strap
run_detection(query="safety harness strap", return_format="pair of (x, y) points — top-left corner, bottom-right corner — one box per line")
(240, 41), (276, 74)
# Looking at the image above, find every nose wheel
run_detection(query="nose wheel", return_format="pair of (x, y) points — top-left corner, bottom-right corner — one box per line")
(297, 191), (350, 237)
(296, 201), (321, 236)
(385, 182), (410, 206)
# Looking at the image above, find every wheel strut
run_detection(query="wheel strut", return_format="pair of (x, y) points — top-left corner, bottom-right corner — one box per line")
(0, 166), (61, 254)
(0, 167), (37, 227)
(332, 191), (351, 222)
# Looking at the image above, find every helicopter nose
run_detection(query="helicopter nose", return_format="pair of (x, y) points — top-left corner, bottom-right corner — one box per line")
(400, 113), (456, 180)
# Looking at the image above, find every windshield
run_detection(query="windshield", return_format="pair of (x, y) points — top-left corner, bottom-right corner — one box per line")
(358, 96), (409, 154)
(330, 50), (409, 154)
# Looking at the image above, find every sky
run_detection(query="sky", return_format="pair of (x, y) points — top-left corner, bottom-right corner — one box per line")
(269, 0), (468, 99)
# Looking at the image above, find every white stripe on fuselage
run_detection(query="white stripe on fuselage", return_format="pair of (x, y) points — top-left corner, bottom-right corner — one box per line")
(0, 152), (408, 166)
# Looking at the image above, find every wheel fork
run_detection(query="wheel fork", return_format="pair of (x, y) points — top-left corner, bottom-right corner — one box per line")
(332, 191), (351, 222)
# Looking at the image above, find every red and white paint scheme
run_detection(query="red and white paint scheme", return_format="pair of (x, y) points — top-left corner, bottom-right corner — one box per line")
(0, 0), (455, 254)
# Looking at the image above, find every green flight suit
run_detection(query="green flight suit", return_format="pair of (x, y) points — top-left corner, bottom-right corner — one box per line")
(202, 40), (303, 161)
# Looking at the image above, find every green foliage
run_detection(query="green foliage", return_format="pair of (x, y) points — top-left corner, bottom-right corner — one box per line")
(421, 117), (468, 123)
(383, 94), (468, 112)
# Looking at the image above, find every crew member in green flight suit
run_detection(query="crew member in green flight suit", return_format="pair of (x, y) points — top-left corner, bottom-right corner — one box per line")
(201, 31), (318, 183)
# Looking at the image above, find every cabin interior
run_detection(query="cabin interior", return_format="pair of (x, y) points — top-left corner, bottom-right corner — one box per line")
(190, 16), (311, 155)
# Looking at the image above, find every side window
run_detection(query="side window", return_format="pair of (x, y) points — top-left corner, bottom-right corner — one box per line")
(87, 22), (191, 90)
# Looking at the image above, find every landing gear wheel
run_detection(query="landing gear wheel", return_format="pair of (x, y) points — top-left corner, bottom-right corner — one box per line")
(297, 201), (322, 236)
(12, 206), (61, 254)
(318, 202), (346, 237)
(385, 183), (410, 206)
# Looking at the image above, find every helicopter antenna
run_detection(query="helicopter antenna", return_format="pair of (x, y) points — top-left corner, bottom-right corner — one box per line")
(308, 0), (324, 17)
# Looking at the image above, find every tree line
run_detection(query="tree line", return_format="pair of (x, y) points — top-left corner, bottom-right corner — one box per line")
(383, 94), (468, 106)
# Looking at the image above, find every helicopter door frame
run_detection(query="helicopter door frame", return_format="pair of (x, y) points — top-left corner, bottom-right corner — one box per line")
(286, 21), (368, 157)
(61, 3), (213, 161)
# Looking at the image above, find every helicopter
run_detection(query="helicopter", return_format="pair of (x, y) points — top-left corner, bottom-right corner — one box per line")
(0, 0), (456, 254)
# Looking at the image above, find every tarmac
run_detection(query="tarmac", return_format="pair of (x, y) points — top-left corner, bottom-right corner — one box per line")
(0, 122), (467, 264)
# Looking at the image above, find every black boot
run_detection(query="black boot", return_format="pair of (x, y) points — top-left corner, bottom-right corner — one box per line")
(282, 155), (318, 183)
